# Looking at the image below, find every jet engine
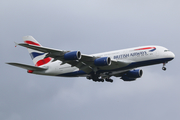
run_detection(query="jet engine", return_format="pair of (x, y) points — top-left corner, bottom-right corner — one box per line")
(121, 69), (143, 81)
(94, 57), (111, 66)
(64, 51), (81, 60)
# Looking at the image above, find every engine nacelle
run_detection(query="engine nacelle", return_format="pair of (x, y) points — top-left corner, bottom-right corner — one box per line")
(121, 76), (136, 81)
(64, 51), (81, 60)
(126, 69), (143, 78)
(121, 69), (143, 81)
(94, 57), (111, 66)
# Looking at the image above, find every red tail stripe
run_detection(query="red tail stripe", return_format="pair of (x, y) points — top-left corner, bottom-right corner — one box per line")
(24, 41), (41, 46)
(35, 57), (51, 66)
(135, 47), (156, 50)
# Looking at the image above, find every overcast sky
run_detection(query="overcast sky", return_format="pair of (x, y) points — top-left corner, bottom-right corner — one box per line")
(0, 0), (180, 120)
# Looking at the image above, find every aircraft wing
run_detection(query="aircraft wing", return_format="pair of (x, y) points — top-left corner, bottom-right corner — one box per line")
(18, 43), (67, 55)
(18, 43), (131, 73)
(6, 63), (47, 71)
(79, 54), (130, 70)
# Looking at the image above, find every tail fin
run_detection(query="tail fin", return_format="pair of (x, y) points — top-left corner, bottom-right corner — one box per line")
(23, 36), (52, 66)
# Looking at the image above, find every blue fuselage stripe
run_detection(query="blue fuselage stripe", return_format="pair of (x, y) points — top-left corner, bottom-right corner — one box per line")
(57, 57), (174, 77)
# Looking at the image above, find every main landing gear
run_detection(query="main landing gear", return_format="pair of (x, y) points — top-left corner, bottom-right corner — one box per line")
(105, 78), (113, 83)
(92, 78), (113, 83)
(162, 62), (167, 71)
(86, 74), (113, 83)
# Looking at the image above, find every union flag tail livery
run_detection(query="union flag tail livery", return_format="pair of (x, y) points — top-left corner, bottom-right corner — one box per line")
(7, 36), (175, 83)
(23, 36), (52, 66)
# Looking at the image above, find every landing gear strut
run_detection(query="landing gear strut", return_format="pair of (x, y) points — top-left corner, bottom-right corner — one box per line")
(162, 62), (167, 71)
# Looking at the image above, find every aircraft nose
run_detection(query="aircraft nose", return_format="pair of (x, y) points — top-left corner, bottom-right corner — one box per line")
(167, 52), (175, 61)
(170, 52), (175, 59)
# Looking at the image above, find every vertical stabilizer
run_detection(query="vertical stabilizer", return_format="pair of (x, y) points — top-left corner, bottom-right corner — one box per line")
(23, 36), (52, 66)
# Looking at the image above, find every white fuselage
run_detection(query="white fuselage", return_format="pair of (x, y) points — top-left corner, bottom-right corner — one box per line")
(34, 45), (175, 77)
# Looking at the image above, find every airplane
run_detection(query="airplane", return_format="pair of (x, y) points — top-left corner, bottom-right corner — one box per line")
(7, 36), (175, 83)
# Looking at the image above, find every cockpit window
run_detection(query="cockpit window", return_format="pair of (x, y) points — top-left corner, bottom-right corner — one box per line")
(164, 50), (170, 52)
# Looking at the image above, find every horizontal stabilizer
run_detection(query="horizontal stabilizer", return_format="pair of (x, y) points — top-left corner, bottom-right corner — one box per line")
(6, 63), (47, 71)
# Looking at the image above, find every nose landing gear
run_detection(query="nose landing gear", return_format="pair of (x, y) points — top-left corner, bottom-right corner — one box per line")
(162, 62), (167, 71)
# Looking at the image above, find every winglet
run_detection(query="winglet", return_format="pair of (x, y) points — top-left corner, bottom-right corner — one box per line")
(14, 42), (18, 47)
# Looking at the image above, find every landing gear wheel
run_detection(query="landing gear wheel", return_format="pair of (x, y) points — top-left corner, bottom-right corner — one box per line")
(105, 78), (113, 83)
(162, 67), (166, 71)
(162, 62), (167, 71)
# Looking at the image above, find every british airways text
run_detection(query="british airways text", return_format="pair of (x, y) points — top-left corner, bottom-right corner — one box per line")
(114, 51), (148, 59)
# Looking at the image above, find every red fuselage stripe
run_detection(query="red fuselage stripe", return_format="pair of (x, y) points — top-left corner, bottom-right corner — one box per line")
(135, 47), (156, 50)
